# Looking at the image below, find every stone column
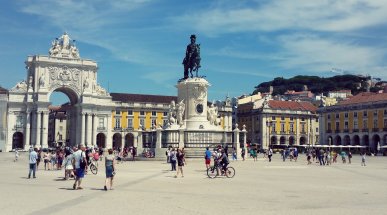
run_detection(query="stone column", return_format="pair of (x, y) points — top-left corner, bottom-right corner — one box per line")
(35, 111), (41, 148)
(41, 111), (49, 148)
(87, 113), (92, 147)
(81, 112), (86, 145)
(92, 114), (97, 147)
(154, 126), (164, 158)
(233, 124), (241, 157)
(106, 115), (112, 149)
(24, 111), (31, 150)
(178, 128), (185, 149)
(136, 130), (143, 154)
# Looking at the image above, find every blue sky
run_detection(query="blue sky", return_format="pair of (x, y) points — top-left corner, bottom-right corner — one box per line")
(1, 0), (387, 104)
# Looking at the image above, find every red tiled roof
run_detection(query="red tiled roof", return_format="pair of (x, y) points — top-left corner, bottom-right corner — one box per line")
(268, 100), (317, 112)
(338, 92), (387, 106)
(111, 93), (177, 104)
(0, 86), (8, 94)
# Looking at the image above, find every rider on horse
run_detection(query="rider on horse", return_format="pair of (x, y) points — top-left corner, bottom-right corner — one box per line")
(182, 34), (201, 79)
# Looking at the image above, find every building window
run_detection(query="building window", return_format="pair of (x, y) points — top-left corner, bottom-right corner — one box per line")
(128, 110), (133, 115)
(127, 118), (133, 128)
(152, 119), (157, 126)
(152, 111), (157, 116)
(354, 121), (358, 129)
(336, 122), (340, 130)
(328, 122), (331, 130)
(344, 121), (348, 129)
(301, 117), (305, 121)
(363, 111), (367, 117)
(59, 135), (63, 140)
(163, 112), (168, 116)
(281, 116), (285, 121)
(374, 110), (378, 116)
(16, 116), (23, 128)
(99, 118), (104, 128)
(163, 119), (168, 126)
(271, 124), (276, 132)
(384, 109), (387, 116)
(344, 112), (348, 118)
(384, 119), (387, 128)
(140, 119), (145, 127)
(327, 114), (331, 120)
(354, 112), (358, 118)
(316, 127), (319, 133)
(116, 110), (120, 115)
(281, 123), (285, 132)
(315, 118), (318, 122)
(290, 124), (294, 132)
(373, 119), (378, 128)
(140, 111), (145, 116)
(363, 120), (367, 129)
(290, 117), (294, 121)
(115, 117), (121, 128)
(335, 113), (339, 119)
(301, 124), (306, 133)
(272, 116), (276, 120)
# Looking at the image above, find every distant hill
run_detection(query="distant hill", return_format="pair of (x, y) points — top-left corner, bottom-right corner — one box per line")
(252, 75), (381, 96)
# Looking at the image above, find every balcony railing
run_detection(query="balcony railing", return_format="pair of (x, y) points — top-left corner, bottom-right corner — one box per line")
(113, 127), (122, 131)
(125, 127), (134, 131)
(327, 130), (332, 133)
(335, 129), (340, 133)
(343, 129), (349, 133)
(362, 128), (368, 132)
(372, 128), (379, 132)
(352, 129), (359, 132)
(97, 127), (106, 131)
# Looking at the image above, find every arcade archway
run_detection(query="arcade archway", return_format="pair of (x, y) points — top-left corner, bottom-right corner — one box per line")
(113, 133), (122, 150)
(96, 133), (106, 148)
(12, 132), (24, 149)
(125, 133), (135, 148)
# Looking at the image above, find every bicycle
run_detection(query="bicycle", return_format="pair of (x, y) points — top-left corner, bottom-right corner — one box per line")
(88, 160), (98, 175)
(207, 163), (235, 179)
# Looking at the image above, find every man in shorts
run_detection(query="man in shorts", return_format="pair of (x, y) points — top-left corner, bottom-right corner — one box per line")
(205, 147), (211, 169)
(72, 144), (87, 190)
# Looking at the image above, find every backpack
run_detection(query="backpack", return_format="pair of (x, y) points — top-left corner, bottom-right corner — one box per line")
(79, 152), (86, 169)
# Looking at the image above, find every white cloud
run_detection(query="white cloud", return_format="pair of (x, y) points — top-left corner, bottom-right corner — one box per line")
(173, 0), (387, 34)
(277, 34), (385, 75)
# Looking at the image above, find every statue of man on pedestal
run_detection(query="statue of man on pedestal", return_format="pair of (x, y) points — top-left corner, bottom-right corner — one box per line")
(182, 34), (201, 79)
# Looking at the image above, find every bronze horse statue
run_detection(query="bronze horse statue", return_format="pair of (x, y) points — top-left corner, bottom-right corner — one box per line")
(183, 35), (201, 79)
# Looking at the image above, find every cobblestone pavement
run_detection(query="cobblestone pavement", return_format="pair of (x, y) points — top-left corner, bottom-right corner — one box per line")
(1, 152), (387, 215)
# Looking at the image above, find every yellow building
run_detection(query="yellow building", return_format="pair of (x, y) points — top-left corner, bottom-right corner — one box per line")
(318, 92), (387, 153)
(109, 93), (177, 149)
(237, 98), (319, 150)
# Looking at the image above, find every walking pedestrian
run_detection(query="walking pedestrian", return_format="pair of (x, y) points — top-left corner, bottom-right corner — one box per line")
(63, 152), (74, 180)
(36, 150), (41, 171)
(340, 151), (347, 164)
(348, 151), (352, 164)
(268, 147), (273, 162)
(43, 150), (51, 170)
(307, 151), (312, 165)
(170, 148), (177, 171)
(14, 148), (19, 162)
(294, 148), (298, 162)
(166, 147), (171, 163)
(28, 148), (38, 179)
(205, 147), (211, 169)
(72, 144), (87, 190)
(361, 151), (366, 166)
(232, 147), (237, 161)
(104, 149), (116, 190)
(175, 148), (185, 178)
(241, 147), (246, 161)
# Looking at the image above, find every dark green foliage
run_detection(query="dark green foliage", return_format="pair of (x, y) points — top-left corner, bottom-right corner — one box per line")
(253, 75), (370, 95)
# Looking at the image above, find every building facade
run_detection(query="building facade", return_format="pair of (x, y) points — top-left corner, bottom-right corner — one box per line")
(318, 92), (387, 153)
(238, 98), (319, 150)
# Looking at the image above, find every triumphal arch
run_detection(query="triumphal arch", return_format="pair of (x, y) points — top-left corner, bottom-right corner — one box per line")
(6, 33), (113, 151)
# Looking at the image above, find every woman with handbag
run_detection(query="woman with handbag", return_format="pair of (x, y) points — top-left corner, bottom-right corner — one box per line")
(104, 149), (116, 191)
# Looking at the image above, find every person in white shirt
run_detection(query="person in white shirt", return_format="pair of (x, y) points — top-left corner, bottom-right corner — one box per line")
(28, 148), (38, 179)
(63, 153), (74, 180)
(72, 144), (87, 190)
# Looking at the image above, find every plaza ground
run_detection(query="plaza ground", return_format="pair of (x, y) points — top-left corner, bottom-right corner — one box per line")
(1, 152), (387, 215)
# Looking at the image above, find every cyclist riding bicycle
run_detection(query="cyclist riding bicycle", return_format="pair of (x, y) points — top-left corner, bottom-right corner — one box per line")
(218, 149), (229, 174)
